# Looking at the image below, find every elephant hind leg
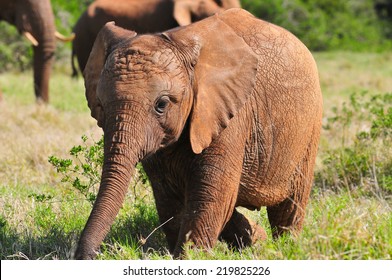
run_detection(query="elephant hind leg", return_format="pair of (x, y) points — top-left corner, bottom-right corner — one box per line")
(267, 194), (306, 238)
(267, 138), (317, 238)
(220, 209), (267, 249)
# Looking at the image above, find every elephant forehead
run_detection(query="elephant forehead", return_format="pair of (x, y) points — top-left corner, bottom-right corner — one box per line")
(100, 50), (185, 101)
(102, 46), (185, 92)
(108, 45), (181, 78)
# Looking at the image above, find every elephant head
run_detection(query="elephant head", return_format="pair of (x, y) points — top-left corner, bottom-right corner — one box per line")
(173, 0), (241, 26)
(76, 11), (257, 258)
(0, 0), (74, 102)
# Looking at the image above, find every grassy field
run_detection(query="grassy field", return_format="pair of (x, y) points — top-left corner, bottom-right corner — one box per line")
(0, 51), (391, 260)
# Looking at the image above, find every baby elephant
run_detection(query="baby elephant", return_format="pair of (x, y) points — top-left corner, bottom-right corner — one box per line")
(75, 8), (323, 259)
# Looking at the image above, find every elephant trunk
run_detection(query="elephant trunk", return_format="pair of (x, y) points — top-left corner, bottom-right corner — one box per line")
(26, 0), (56, 103)
(33, 41), (55, 103)
(75, 105), (146, 259)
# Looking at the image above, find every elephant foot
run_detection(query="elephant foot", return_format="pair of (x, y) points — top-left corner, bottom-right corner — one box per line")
(220, 209), (267, 249)
(249, 220), (268, 243)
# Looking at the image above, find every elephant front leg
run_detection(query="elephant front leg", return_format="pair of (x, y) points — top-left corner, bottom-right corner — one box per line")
(153, 187), (184, 253)
(145, 160), (185, 253)
(173, 163), (243, 257)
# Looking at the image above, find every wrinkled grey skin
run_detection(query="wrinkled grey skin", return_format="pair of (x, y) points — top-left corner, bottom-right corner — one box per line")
(71, 0), (241, 76)
(75, 8), (323, 259)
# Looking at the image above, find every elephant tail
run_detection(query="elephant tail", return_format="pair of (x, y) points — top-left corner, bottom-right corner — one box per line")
(71, 47), (79, 78)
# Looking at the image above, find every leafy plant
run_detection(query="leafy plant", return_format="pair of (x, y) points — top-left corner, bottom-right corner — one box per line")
(49, 135), (150, 205)
(316, 92), (392, 193)
(241, 0), (392, 51)
(49, 135), (103, 204)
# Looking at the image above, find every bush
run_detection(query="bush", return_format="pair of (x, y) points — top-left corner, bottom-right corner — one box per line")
(241, 0), (392, 51)
(0, 22), (32, 71)
(48, 135), (150, 206)
(316, 92), (392, 193)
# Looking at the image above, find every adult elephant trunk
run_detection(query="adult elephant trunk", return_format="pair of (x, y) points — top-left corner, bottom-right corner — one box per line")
(75, 107), (146, 259)
(15, 0), (56, 102)
(32, 38), (55, 103)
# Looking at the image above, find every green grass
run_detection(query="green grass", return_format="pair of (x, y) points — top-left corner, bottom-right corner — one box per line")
(0, 52), (391, 260)
(0, 70), (88, 112)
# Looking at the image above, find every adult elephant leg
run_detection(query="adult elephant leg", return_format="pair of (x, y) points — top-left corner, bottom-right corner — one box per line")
(219, 209), (267, 249)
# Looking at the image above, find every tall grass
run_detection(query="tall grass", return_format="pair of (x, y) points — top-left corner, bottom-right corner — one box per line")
(0, 52), (391, 260)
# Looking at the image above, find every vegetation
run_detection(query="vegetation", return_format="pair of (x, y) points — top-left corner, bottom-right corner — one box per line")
(317, 92), (392, 193)
(0, 0), (391, 260)
(242, 0), (392, 51)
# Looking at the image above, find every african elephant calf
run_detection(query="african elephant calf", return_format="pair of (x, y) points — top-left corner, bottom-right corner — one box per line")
(75, 8), (323, 259)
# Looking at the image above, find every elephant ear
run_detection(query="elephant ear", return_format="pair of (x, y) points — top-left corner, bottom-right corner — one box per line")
(84, 22), (137, 127)
(173, 0), (192, 26)
(167, 15), (258, 154)
(173, 0), (222, 26)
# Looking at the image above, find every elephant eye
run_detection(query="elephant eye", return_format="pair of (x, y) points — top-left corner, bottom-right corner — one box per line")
(154, 96), (170, 114)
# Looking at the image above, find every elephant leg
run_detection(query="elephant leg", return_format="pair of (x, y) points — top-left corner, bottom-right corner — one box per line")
(219, 209), (267, 249)
(267, 195), (304, 238)
(145, 160), (184, 253)
(267, 139), (317, 238)
(172, 151), (246, 257)
(153, 187), (184, 253)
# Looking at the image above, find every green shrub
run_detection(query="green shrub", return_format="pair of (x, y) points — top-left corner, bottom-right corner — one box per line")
(242, 0), (392, 51)
(48, 135), (150, 206)
(316, 92), (392, 193)
(49, 135), (103, 205)
(0, 22), (32, 71)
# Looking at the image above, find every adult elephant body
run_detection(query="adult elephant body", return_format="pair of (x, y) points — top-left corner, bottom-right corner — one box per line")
(76, 8), (323, 259)
(0, 0), (73, 102)
(71, 0), (241, 76)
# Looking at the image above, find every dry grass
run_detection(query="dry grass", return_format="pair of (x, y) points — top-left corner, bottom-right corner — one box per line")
(314, 51), (392, 109)
(0, 99), (100, 187)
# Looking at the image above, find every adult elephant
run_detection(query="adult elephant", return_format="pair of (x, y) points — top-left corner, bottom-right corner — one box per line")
(0, 0), (74, 103)
(75, 8), (323, 259)
(71, 0), (241, 76)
